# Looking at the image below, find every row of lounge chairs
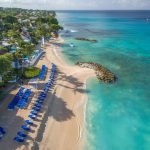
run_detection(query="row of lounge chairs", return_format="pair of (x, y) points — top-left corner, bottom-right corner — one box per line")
(17, 89), (31, 109)
(14, 63), (56, 143)
(8, 87), (25, 110)
(43, 63), (56, 93)
(13, 119), (31, 143)
(38, 65), (46, 80)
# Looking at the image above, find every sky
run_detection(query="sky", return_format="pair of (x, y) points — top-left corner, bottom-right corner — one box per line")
(0, 0), (150, 10)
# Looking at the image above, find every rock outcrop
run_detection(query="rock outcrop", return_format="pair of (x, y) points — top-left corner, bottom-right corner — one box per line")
(76, 62), (117, 83)
(75, 37), (97, 43)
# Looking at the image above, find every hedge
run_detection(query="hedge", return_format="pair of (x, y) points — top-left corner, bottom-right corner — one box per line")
(22, 67), (40, 79)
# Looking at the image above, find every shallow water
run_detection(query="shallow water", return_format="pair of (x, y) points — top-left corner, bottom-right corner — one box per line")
(57, 11), (150, 150)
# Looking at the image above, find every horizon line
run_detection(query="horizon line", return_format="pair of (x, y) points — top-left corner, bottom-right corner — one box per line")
(0, 6), (150, 11)
(55, 9), (150, 11)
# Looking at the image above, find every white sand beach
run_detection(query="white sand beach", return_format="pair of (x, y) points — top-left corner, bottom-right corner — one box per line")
(0, 38), (95, 150)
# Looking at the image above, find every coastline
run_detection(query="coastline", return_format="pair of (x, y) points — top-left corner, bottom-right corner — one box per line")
(40, 37), (95, 150)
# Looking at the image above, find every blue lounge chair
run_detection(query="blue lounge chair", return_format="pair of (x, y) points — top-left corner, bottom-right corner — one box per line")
(40, 93), (46, 96)
(28, 114), (36, 120)
(31, 109), (38, 113)
(44, 86), (49, 89)
(46, 82), (51, 85)
(38, 65), (47, 80)
(0, 127), (6, 135)
(34, 103), (41, 107)
(36, 100), (43, 104)
(33, 104), (41, 108)
(48, 79), (52, 82)
(17, 89), (31, 109)
(8, 87), (25, 110)
(44, 89), (49, 93)
(49, 81), (53, 85)
(32, 106), (40, 111)
(14, 136), (24, 143)
(45, 85), (50, 88)
(21, 125), (30, 131)
(50, 76), (54, 79)
(39, 94), (45, 97)
(38, 97), (45, 101)
(40, 94), (46, 98)
(47, 85), (52, 88)
(30, 110), (38, 115)
(24, 120), (33, 126)
(40, 91), (46, 95)
(17, 131), (27, 138)
(38, 95), (45, 99)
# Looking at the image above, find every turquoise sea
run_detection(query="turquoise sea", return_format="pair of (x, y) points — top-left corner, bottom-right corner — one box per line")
(57, 11), (150, 150)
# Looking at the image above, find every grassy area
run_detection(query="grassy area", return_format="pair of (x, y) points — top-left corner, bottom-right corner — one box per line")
(13, 66), (40, 79)
(22, 67), (40, 79)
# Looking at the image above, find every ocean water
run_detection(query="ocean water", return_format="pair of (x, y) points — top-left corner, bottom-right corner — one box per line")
(56, 11), (150, 150)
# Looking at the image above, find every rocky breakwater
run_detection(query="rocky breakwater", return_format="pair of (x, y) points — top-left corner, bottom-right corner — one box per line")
(76, 62), (117, 83)
(75, 37), (97, 43)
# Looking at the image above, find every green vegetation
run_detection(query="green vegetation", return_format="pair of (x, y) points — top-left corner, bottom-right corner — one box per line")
(0, 81), (4, 87)
(0, 46), (8, 52)
(0, 7), (62, 85)
(0, 53), (13, 76)
(21, 67), (40, 79)
(0, 7), (63, 46)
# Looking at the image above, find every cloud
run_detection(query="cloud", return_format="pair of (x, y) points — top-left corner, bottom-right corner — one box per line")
(113, 0), (150, 9)
(0, 0), (150, 10)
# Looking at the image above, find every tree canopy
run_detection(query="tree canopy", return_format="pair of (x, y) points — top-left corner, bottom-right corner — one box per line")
(0, 53), (12, 76)
(0, 7), (63, 83)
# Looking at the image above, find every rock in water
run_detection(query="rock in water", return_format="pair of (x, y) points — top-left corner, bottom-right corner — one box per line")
(75, 37), (97, 43)
(76, 62), (117, 83)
